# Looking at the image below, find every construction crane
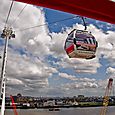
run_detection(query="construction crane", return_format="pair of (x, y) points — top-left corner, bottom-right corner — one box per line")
(100, 78), (113, 115)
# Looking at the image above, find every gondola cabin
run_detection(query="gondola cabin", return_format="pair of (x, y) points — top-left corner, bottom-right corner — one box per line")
(64, 29), (98, 59)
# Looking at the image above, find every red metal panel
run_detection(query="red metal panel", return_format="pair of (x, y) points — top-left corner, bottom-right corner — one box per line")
(14, 0), (115, 24)
(65, 44), (74, 54)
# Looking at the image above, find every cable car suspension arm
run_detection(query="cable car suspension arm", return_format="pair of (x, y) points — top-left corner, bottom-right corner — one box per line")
(81, 17), (87, 30)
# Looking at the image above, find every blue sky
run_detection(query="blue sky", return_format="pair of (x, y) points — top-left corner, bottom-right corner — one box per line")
(0, 0), (115, 97)
(44, 8), (115, 96)
(44, 8), (115, 33)
(44, 8), (115, 80)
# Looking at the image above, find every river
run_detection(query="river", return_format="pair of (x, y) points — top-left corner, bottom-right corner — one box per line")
(5, 107), (115, 115)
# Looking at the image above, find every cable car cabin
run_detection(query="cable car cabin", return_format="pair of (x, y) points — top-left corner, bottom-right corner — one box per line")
(64, 29), (98, 59)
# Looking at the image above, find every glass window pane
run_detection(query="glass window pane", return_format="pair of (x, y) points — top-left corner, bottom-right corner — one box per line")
(65, 41), (72, 48)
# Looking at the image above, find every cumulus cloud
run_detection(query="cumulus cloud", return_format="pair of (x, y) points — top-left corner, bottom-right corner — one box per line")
(58, 77), (114, 96)
(0, 0), (114, 97)
(0, 0), (57, 96)
(89, 25), (115, 64)
(60, 76), (97, 89)
(64, 82), (98, 90)
(7, 77), (24, 85)
(6, 48), (58, 87)
(106, 67), (115, 75)
(59, 73), (78, 81)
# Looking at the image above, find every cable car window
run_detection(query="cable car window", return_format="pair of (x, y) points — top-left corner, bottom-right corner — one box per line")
(65, 41), (73, 49)
(86, 38), (90, 44)
(84, 39), (88, 44)
(89, 37), (96, 45)
(76, 38), (84, 43)
(91, 38), (95, 45)
(88, 38), (92, 44)
(69, 33), (73, 38)
(67, 32), (74, 40)
(92, 38), (96, 45)
(90, 38), (94, 44)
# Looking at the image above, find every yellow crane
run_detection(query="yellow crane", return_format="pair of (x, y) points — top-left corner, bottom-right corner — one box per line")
(100, 78), (113, 115)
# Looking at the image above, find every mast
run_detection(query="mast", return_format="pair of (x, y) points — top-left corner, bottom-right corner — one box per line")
(0, 27), (15, 115)
(100, 78), (113, 115)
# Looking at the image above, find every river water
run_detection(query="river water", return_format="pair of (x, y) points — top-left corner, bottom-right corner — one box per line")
(5, 107), (115, 115)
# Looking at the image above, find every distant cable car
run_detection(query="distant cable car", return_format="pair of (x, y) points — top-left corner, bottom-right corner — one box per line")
(64, 29), (98, 59)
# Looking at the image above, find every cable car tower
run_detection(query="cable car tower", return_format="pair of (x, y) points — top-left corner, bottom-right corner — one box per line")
(0, 1), (15, 114)
(100, 78), (113, 115)
(0, 27), (15, 115)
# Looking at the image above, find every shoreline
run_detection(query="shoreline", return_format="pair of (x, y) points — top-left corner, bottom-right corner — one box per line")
(5, 104), (115, 109)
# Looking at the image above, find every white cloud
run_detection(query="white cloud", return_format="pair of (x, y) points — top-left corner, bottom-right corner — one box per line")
(59, 73), (78, 81)
(61, 81), (98, 91)
(7, 78), (24, 85)
(106, 67), (115, 75)
(0, 0), (54, 96)
(0, 0), (115, 97)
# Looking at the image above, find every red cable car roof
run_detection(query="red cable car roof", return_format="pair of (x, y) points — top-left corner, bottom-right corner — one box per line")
(14, 0), (115, 24)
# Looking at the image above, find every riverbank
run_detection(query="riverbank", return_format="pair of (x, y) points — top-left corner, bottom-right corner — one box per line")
(5, 106), (115, 115)
(5, 103), (115, 109)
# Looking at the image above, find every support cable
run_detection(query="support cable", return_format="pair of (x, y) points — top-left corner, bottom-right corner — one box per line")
(5, 0), (14, 27)
(16, 16), (79, 32)
(11, 4), (27, 27)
